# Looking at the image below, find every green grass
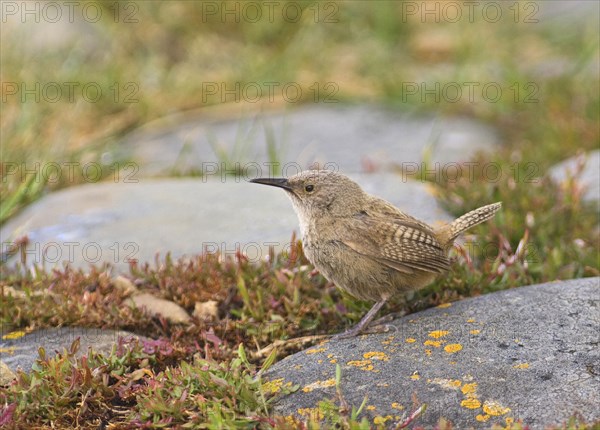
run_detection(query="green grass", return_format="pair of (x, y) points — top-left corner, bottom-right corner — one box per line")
(1, 0), (599, 428)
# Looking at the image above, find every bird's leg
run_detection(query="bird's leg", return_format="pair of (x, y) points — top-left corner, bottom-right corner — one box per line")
(334, 299), (388, 339)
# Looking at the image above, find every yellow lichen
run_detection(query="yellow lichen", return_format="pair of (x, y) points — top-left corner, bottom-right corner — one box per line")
(483, 400), (511, 416)
(366, 405), (376, 411)
(330, 358), (337, 364)
(297, 408), (324, 421)
(461, 398), (482, 409)
(306, 347), (326, 355)
(424, 340), (442, 347)
(373, 415), (393, 424)
(444, 343), (463, 353)
(431, 378), (462, 389)
(410, 372), (420, 380)
(363, 351), (389, 361)
(284, 415), (299, 426)
(347, 359), (375, 372)
(2, 331), (25, 340)
(405, 337), (416, 343)
(428, 330), (449, 338)
(437, 303), (452, 308)
(470, 329), (481, 335)
(466, 318), (476, 323)
(513, 363), (529, 369)
(302, 378), (336, 393)
(461, 383), (478, 395)
(476, 414), (491, 422)
(425, 349), (432, 356)
(263, 378), (287, 394)
(391, 402), (404, 410)
(0, 347), (16, 355)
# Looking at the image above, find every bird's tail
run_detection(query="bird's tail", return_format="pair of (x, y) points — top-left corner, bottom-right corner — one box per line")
(438, 202), (502, 245)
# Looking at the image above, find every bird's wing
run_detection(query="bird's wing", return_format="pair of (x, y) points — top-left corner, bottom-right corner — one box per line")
(337, 214), (451, 275)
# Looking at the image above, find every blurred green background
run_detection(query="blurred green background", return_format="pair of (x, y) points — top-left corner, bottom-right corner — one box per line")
(1, 0), (598, 222)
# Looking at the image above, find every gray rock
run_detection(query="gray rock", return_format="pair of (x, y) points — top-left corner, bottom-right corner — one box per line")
(537, 1), (600, 23)
(0, 327), (144, 376)
(0, 360), (16, 385)
(0, 173), (451, 272)
(265, 278), (600, 428)
(115, 105), (498, 177)
(128, 293), (191, 324)
(1, 3), (108, 53)
(549, 151), (600, 208)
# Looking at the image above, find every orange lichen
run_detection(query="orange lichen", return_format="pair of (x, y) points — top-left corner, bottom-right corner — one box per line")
(366, 405), (376, 411)
(466, 318), (476, 323)
(483, 400), (511, 416)
(306, 347), (326, 355)
(437, 303), (452, 308)
(405, 337), (416, 343)
(374, 415), (393, 424)
(444, 343), (462, 353)
(347, 359), (375, 372)
(428, 330), (449, 338)
(363, 351), (389, 361)
(382, 335), (395, 345)
(470, 329), (481, 335)
(476, 414), (491, 422)
(461, 398), (482, 409)
(263, 378), (292, 394)
(391, 402), (404, 410)
(297, 407), (324, 421)
(424, 340), (442, 347)
(461, 383), (478, 395)
(425, 349), (432, 356)
(431, 378), (461, 390)
(302, 378), (336, 393)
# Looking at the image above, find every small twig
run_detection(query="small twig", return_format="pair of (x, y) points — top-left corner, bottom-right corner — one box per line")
(251, 334), (329, 359)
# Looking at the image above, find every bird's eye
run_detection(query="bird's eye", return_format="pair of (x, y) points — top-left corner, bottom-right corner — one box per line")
(305, 184), (314, 192)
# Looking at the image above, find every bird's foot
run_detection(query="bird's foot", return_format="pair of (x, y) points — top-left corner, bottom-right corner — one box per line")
(371, 310), (406, 327)
(330, 299), (390, 340)
(332, 323), (392, 340)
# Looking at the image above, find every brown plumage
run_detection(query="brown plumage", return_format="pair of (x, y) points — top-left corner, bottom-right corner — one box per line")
(251, 170), (501, 338)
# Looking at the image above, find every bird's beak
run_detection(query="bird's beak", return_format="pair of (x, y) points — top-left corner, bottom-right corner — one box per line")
(249, 177), (293, 191)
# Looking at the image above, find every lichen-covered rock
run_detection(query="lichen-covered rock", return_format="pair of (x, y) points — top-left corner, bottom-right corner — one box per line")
(265, 278), (600, 428)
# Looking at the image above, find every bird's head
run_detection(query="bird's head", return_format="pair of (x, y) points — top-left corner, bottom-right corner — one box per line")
(250, 170), (365, 219)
